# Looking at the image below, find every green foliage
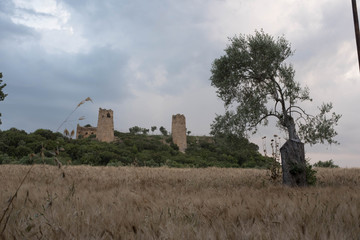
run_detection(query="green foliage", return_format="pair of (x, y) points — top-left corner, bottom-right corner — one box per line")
(306, 163), (317, 186)
(142, 128), (150, 135)
(298, 103), (341, 145)
(209, 30), (339, 186)
(159, 126), (168, 136)
(129, 126), (142, 134)
(151, 126), (157, 133)
(129, 126), (149, 135)
(0, 128), (270, 169)
(313, 159), (339, 168)
(210, 30), (340, 144)
(0, 72), (7, 125)
(187, 134), (272, 168)
(15, 145), (32, 158)
(33, 129), (63, 140)
(0, 154), (14, 164)
(287, 159), (317, 186)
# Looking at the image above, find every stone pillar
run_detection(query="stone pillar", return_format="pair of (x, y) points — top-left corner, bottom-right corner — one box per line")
(280, 139), (307, 187)
(96, 108), (114, 142)
(171, 114), (187, 152)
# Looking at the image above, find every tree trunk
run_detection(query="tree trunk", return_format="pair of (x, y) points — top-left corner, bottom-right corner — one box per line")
(286, 116), (300, 141)
(280, 139), (307, 186)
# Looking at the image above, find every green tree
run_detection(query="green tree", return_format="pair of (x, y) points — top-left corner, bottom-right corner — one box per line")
(151, 126), (157, 133)
(129, 126), (142, 134)
(0, 73), (7, 125)
(159, 126), (168, 136)
(210, 30), (341, 186)
(142, 128), (150, 135)
(313, 159), (339, 168)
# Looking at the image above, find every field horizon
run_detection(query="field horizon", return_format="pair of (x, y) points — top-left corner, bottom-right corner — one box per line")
(1, 165), (360, 239)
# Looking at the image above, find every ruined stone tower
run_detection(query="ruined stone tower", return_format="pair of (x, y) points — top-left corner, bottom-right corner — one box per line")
(76, 124), (97, 139)
(171, 114), (187, 152)
(96, 108), (114, 142)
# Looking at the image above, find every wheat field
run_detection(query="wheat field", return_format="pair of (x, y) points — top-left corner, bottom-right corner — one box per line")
(1, 165), (360, 239)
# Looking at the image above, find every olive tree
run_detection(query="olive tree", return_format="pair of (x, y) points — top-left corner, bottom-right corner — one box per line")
(0, 72), (7, 125)
(210, 30), (341, 186)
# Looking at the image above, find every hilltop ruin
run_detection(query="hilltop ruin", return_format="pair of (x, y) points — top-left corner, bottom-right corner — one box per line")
(76, 108), (114, 143)
(77, 109), (188, 150)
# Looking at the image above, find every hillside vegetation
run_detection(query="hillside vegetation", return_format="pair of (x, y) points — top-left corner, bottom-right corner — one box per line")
(0, 128), (272, 168)
(1, 165), (359, 239)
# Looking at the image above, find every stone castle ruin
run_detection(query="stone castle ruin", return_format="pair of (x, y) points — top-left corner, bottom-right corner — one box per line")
(77, 109), (187, 150)
(76, 108), (114, 143)
(76, 125), (97, 139)
(171, 114), (187, 152)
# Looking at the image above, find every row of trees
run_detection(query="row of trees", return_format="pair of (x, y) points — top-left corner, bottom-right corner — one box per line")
(129, 126), (169, 136)
(129, 126), (191, 136)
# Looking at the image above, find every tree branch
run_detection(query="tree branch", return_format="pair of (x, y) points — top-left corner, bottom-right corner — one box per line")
(286, 105), (314, 118)
(250, 113), (280, 128)
(270, 77), (287, 116)
(291, 110), (307, 121)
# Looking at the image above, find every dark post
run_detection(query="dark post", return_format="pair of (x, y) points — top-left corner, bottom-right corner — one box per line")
(352, 0), (360, 71)
(280, 140), (307, 187)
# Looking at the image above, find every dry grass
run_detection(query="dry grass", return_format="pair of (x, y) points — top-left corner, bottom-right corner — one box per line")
(1, 165), (360, 239)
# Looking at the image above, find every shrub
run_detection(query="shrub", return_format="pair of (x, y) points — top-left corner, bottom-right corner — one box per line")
(313, 160), (339, 168)
(306, 163), (317, 186)
(15, 146), (32, 158)
(0, 154), (14, 164)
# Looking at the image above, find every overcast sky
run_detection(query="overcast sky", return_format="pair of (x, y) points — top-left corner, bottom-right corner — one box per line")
(1, 0), (359, 167)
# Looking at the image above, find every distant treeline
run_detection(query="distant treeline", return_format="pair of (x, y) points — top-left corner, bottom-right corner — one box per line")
(0, 128), (273, 168)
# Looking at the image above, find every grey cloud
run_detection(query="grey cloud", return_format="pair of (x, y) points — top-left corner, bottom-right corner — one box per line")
(292, 2), (353, 63)
(61, 0), (218, 96)
(0, 4), (38, 42)
(1, 32), (130, 131)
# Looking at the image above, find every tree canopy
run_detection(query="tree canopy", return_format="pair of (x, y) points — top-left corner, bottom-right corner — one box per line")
(210, 30), (341, 145)
(0, 72), (7, 125)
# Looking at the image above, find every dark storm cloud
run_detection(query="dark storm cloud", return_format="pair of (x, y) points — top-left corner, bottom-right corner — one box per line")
(61, 0), (217, 93)
(0, 20), (130, 131)
(0, 0), (218, 132)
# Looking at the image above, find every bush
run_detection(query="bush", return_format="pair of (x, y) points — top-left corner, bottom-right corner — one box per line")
(33, 129), (62, 140)
(0, 128), (269, 169)
(0, 154), (14, 164)
(15, 145), (32, 158)
(313, 160), (339, 168)
(306, 163), (317, 186)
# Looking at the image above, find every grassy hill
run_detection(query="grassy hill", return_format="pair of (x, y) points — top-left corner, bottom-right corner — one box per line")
(0, 128), (272, 168)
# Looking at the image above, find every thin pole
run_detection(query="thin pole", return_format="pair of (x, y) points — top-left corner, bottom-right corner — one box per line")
(352, 0), (360, 71)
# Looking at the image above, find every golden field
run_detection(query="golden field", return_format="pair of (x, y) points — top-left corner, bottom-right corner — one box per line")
(1, 165), (360, 239)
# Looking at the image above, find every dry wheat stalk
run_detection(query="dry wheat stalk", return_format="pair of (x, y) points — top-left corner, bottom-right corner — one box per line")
(56, 97), (93, 132)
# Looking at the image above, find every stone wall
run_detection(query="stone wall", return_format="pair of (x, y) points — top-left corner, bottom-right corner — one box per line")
(96, 108), (115, 143)
(76, 124), (97, 139)
(171, 114), (187, 152)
